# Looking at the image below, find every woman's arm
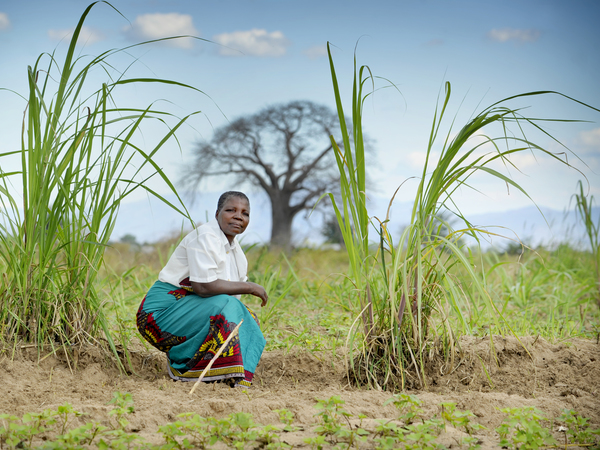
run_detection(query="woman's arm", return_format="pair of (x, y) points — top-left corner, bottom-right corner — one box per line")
(191, 279), (268, 307)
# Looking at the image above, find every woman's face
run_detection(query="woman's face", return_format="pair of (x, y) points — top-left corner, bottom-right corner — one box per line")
(216, 197), (250, 243)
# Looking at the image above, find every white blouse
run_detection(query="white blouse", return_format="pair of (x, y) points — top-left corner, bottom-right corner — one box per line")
(158, 219), (248, 297)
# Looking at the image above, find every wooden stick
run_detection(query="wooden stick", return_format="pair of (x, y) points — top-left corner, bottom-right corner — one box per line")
(188, 319), (244, 395)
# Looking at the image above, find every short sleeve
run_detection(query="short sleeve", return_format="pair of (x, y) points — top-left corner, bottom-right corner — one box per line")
(187, 230), (226, 283)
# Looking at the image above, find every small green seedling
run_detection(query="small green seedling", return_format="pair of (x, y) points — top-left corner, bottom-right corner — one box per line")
(403, 418), (445, 450)
(440, 402), (486, 435)
(496, 406), (557, 449)
(313, 395), (352, 436)
(384, 393), (424, 424)
(108, 392), (135, 430)
(558, 409), (600, 446)
(304, 434), (327, 450)
(274, 408), (298, 432)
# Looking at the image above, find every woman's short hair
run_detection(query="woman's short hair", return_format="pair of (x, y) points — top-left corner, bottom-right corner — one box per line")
(217, 191), (249, 213)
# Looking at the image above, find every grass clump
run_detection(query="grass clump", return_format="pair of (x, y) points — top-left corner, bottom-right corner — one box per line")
(325, 41), (600, 390)
(0, 2), (204, 363)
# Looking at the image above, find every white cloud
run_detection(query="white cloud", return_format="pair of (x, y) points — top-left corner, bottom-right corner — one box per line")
(213, 29), (289, 57)
(125, 13), (199, 49)
(303, 45), (327, 60)
(491, 152), (540, 171)
(580, 127), (600, 147)
(47, 26), (104, 45)
(0, 12), (9, 31)
(407, 151), (440, 169)
(487, 28), (540, 43)
(406, 134), (543, 174)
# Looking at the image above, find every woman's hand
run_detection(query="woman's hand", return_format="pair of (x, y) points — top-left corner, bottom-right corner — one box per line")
(247, 282), (268, 307)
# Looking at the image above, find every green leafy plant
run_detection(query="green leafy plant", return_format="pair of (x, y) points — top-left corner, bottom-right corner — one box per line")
(558, 409), (600, 447)
(229, 412), (259, 449)
(304, 434), (327, 450)
(440, 402), (485, 449)
(2, 396), (599, 450)
(374, 437), (402, 450)
(372, 417), (444, 450)
(274, 408), (298, 432)
(156, 412), (292, 450)
(384, 393), (424, 424)
(0, 403), (115, 450)
(97, 429), (145, 450)
(334, 413), (370, 448)
(158, 413), (217, 449)
(313, 396), (352, 436)
(0, 412), (42, 450)
(207, 416), (234, 446)
(461, 435), (483, 450)
(255, 424), (286, 449)
(440, 401), (485, 435)
(496, 406), (557, 449)
(157, 421), (192, 449)
(403, 419), (445, 450)
(108, 392), (135, 430)
(374, 419), (402, 439)
(52, 421), (108, 449)
(311, 396), (369, 448)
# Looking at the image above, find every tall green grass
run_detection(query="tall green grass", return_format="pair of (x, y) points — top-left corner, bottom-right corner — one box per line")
(573, 180), (600, 304)
(480, 248), (597, 338)
(326, 42), (599, 389)
(0, 2), (206, 363)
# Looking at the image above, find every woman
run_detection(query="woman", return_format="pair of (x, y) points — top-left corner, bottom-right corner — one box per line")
(136, 191), (268, 387)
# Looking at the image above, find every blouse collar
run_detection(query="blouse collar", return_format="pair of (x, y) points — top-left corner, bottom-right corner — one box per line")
(208, 219), (239, 250)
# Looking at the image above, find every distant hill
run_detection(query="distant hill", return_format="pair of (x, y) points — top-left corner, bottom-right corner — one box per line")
(111, 192), (598, 250)
(462, 205), (593, 250)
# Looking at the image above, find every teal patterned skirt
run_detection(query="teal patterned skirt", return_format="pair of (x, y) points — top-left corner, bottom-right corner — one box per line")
(136, 280), (266, 387)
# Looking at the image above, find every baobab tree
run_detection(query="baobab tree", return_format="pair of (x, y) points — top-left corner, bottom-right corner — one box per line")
(187, 100), (350, 248)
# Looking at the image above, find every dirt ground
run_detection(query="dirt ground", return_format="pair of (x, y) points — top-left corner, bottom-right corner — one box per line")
(1, 335), (599, 448)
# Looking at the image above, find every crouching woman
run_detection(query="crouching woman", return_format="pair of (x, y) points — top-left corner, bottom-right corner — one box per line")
(136, 191), (267, 387)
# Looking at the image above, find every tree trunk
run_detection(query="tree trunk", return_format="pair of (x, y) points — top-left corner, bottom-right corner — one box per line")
(270, 203), (295, 250)
(271, 193), (296, 251)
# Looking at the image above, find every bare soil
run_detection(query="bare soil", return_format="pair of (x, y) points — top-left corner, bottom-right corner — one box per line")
(2, 336), (599, 448)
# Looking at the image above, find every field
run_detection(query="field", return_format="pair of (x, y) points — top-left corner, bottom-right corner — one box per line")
(1, 5), (600, 448)
(1, 243), (599, 449)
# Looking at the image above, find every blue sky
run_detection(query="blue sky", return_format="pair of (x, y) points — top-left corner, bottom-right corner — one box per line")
(1, 0), (599, 243)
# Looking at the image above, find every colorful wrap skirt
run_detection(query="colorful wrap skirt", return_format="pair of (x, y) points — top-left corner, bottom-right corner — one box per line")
(136, 280), (266, 387)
